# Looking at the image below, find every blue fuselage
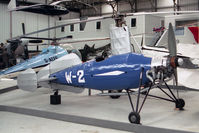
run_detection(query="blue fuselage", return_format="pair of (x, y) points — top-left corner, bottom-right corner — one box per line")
(51, 53), (152, 90)
(0, 46), (68, 75)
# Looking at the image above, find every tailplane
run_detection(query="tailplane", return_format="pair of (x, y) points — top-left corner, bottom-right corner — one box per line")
(17, 53), (83, 93)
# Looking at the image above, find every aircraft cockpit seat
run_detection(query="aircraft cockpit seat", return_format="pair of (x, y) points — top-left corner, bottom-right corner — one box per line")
(95, 56), (105, 62)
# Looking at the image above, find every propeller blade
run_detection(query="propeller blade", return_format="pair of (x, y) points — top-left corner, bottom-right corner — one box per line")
(141, 35), (144, 47)
(174, 68), (178, 86)
(168, 23), (177, 57)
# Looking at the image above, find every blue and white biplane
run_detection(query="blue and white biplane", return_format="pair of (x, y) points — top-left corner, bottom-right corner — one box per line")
(17, 23), (191, 124)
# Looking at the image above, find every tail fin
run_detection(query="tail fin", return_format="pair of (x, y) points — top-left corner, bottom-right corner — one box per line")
(8, 0), (16, 11)
(155, 29), (169, 48)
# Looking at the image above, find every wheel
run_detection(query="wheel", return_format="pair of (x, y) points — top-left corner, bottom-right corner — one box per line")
(128, 112), (140, 124)
(108, 90), (122, 99)
(175, 98), (185, 110)
(50, 94), (61, 105)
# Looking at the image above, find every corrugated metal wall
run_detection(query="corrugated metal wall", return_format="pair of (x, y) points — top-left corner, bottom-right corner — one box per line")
(179, 0), (198, 11)
(0, 3), (55, 43)
(0, 3), (10, 43)
(81, 0), (199, 16)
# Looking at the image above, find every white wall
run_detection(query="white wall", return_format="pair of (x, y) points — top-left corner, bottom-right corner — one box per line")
(56, 17), (115, 49)
(0, 3), (55, 43)
(165, 14), (199, 28)
(144, 14), (163, 45)
(81, 0), (199, 17)
(0, 3), (10, 43)
(61, 12), (80, 20)
(118, 2), (131, 13)
(101, 4), (114, 14)
(56, 14), (147, 49)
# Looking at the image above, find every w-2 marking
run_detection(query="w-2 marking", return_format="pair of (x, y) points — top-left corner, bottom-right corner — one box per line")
(65, 70), (85, 84)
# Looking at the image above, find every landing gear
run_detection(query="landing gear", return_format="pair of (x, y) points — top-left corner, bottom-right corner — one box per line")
(108, 90), (122, 99)
(126, 67), (185, 124)
(128, 112), (140, 124)
(126, 67), (150, 124)
(175, 98), (185, 110)
(50, 90), (61, 105)
(126, 83), (152, 124)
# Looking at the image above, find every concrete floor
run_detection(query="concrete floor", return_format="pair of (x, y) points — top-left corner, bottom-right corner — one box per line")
(0, 112), (131, 133)
(0, 79), (199, 133)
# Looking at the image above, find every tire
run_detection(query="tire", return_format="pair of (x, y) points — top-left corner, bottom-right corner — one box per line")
(175, 98), (185, 110)
(108, 90), (122, 99)
(128, 112), (140, 124)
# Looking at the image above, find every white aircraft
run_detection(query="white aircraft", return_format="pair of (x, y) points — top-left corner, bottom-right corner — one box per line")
(141, 27), (199, 89)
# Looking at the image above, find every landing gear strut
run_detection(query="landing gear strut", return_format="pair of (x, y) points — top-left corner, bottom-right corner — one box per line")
(126, 83), (152, 124)
(126, 68), (185, 124)
(50, 90), (61, 105)
(126, 67), (151, 124)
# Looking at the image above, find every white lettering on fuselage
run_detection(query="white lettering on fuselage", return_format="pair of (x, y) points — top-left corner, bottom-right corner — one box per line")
(65, 70), (85, 84)
(77, 70), (85, 83)
(65, 72), (72, 84)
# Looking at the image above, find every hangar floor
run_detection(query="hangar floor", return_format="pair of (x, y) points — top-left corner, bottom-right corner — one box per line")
(0, 79), (199, 133)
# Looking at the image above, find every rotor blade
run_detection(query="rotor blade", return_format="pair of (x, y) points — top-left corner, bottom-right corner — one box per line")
(12, 11), (199, 40)
(21, 35), (72, 41)
(126, 11), (199, 17)
(168, 23), (177, 57)
(29, 40), (43, 43)
(13, 16), (112, 40)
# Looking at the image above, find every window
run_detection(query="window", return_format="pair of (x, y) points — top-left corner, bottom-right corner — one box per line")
(96, 21), (101, 30)
(80, 23), (86, 31)
(175, 27), (184, 35)
(175, 20), (198, 36)
(70, 24), (74, 32)
(61, 27), (65, 32)
(176, 20), (198, 27)
(131, 18), (136, 27)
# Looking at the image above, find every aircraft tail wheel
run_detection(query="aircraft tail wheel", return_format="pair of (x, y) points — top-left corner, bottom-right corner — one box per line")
(50, 91), (61, 105)
(128, 112), (140, 124)
(108, 90), (122, 99)
(175, 98), (185, 110)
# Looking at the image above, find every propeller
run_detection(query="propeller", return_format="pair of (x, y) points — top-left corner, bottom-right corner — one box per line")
(168, 23), (177, 57)
(167, 23), (184, 87)
(167, 23), (178, 86)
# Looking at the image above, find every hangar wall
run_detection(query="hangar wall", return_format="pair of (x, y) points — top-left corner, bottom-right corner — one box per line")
(0, 3), (10, 43)
(0, 3), (55, 43)
(81, 0), (199, 17)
